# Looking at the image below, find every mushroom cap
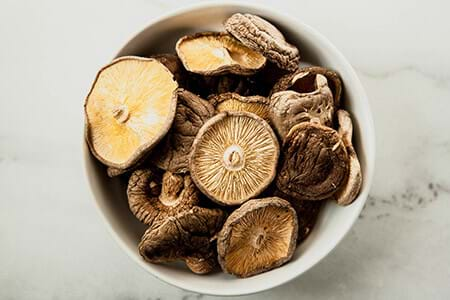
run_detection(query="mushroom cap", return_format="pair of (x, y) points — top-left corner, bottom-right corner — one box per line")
(217, 197), (298, 277)
(276, 122), (349, 200)
(127, 169), (199, 226)
(85, 56), (178, 169)
(209, 92), (271, 120)
(271, 66), (342, 107)
(332, 110), (362, 205)
(138, 206), (226, 274)
(224, 13), (300, 71)
(151, 89), (215, 173)
(189, 111), (279, 206)
(270, 74), (334, 139)
(176, 32), (266, 76)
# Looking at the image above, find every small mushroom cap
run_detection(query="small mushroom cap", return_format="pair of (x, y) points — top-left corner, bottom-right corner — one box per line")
(225, 13), (300, 71)
(85, 56), (178, 169)
(276, 122), (349, 200)
(151, 89), (215, 173)
(209, 92), (271, 120)
(332, 110), (362, 205)
(127, 169), (199, 226)
(138, 206), (226, 274)
(190, 111), (279, 206)
(271, 66), (342, 107)
(270, 74), (334, 140)
(217, 197), (298, 277)
(176, 32), (266, 76)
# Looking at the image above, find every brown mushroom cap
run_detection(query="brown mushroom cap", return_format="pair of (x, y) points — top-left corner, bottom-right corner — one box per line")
(271, 66), (342, 107)
(276, 122), (349, 200)
(217, 197), (298, 277)
(209, 92), (271, 120)
(151, 89), (215, 173)
(127, 169), (199, 226)
(138, 206), (226, 274)
(176, 32), (266, 76)
(85, 56), (178, 169)
(190, 111), (279, 206)
(273, 189), (322, 244)
(331, 110), (362, 205)
(270, 74), (334, 139)
(224, 13), (300, 71)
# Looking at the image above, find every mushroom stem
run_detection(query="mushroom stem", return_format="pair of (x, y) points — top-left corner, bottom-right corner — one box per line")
(112, 105), (130, 123)
(254, 231), (266, 249)
(159, 172), (183, 206)
(223, 145), (245, 171)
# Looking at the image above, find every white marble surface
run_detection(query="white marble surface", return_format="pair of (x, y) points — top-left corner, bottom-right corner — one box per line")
(1, 0), (449, 299)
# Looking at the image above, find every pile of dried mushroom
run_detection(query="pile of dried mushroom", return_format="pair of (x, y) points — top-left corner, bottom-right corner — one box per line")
(84, 13), (362, 278)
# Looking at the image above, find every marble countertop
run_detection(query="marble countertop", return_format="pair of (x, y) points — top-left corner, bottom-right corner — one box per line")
(1, 0), (449, 299)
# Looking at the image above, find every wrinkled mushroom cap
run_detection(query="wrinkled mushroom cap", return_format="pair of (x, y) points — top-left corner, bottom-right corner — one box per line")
(271, 66), (342, 107)
(151, 89), (215, 173)
(332, 110), (362, 205)
(190, 111), (279, 206)
(217, 197), (298, 277)
(276, 122), (349, 200)
(209, 92), (271, 120)
(176, 32), (266, 76)
(85, 56), (178, 169)
(225, 13), (300, 71)
(270, 74), (334, 139)
(127, 169), (199, 226)
(138, 206), (226, 274)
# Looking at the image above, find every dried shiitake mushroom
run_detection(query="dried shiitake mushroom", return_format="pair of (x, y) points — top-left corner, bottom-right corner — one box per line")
(127, 169), (199, 226)
(151, 89), (215, 173)
(270, 74), (334, 139)
(276, 122), (349, 201)
(209, 92), (271, 120)
(271, 66), (342, 107)
(224, 13), (300, 71)
(176, 32), (266, 76)
(190, 112), (279, 206)
(273, 189), (322, 243)
(85, 56), (178, 169)
(217, 197), (298, 277)
(331, 110), (362, 205)
(139, 206), (226, 274)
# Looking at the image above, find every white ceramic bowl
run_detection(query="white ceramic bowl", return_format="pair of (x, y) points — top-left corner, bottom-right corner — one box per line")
(83, 2), (375, 296)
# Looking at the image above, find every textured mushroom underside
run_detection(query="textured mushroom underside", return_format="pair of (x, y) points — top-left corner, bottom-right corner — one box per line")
(127, 169), (199, 226)
(210, 92), (271, 120)
(190, 112), (279, 205)
(138, 206), (226, 274)
(225, 13), (300, 71)
(85, 57), (178, 169)
(270, 74), (334, 139)
(176, 32), (266, 75)
(217, 197), (298, 277)
(276, 122), (349, 200)
(152, 89), (215, 173)
(271, 66), (342, 107)
(331, 110), (362, 205)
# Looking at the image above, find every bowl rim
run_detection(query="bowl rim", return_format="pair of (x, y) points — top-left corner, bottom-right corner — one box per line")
(82, 1), (376, 296)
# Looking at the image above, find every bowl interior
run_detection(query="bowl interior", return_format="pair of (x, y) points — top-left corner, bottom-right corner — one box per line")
(83, 3), (375, 296)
